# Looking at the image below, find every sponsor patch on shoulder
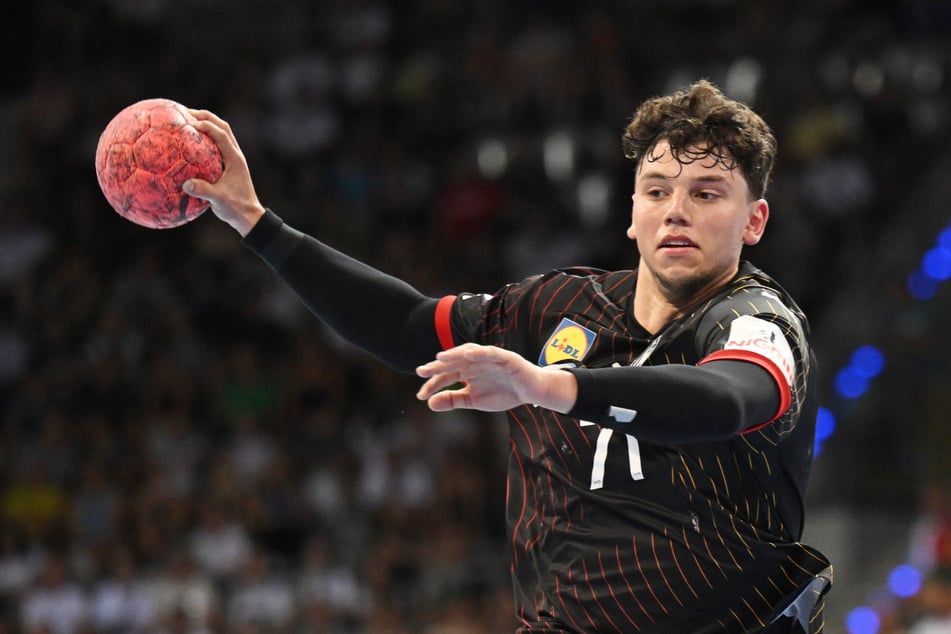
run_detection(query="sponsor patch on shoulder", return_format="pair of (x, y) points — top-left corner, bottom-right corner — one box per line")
(539, 318), (597, 366)
(723, 315), (796, 386)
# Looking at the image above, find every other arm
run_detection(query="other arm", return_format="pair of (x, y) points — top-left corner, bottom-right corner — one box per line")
(416, 344), (780, 444)
(184, 109), (443, 372)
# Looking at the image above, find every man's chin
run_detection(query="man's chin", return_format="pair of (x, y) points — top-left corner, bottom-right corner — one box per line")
(654, 271), (720, 305)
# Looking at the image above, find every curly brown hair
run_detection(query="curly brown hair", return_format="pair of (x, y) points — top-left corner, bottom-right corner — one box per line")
(621, 79), (777, 199)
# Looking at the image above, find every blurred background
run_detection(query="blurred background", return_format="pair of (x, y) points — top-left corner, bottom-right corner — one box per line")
(1, 0), (950, 632)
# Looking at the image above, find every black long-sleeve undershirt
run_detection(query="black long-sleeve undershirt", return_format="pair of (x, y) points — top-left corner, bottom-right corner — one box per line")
(243, 210), (783, 441)
(243, 209), (442, 373)
(566, 360), (780, 443)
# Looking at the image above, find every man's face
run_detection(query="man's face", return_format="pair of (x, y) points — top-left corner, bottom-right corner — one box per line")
(628, 139), (768, 305)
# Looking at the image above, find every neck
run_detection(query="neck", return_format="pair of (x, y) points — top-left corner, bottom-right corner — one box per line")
(633, 264), (737, 334)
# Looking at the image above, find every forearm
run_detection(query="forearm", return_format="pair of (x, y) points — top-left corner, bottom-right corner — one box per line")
(563, 360), (780, 444)
(243, 210), (442, 372)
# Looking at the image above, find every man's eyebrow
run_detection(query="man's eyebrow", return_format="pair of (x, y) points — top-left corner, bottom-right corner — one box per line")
(694, 174), (730, 185)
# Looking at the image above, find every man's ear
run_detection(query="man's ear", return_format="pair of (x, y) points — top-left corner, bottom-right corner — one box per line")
(627, 194), (637, 241)
(742, 199), (769, 245)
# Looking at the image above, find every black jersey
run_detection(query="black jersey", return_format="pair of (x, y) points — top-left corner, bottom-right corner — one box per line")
(438, 261), (829, 634)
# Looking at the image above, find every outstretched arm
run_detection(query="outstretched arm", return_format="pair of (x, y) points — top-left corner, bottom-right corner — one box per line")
(242, 212), (444, 372)
(183, 110), (443, 372)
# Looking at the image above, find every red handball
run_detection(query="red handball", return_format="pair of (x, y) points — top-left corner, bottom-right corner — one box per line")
(95, 98), (223, 229)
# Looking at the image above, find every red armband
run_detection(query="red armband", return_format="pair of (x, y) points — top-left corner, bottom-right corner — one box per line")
(698, 350), (792, 432)
(434, 295), (457, 350)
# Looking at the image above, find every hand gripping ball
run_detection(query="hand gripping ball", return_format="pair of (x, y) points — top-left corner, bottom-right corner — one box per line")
(95, 98), (223, 229)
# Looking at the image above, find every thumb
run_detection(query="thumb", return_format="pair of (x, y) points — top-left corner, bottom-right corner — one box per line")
(183, 178), (211, 200)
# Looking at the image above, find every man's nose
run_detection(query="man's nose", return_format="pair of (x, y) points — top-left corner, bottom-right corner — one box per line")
(663, 190), (690, 225)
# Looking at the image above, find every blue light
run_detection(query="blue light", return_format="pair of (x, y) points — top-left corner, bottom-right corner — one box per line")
(833, 216), (951, 634)
(938, 226), (951, 251)
(888, 564), (922, 598)
(814, 407), (836, 456)
(907, 268), (938, 299)
(922, 246), (951, 281)
(835, 366), (869, 399)
(850, 345), (884, 378)
(846, 606), (880, 634)
(815, 407), (836, 441)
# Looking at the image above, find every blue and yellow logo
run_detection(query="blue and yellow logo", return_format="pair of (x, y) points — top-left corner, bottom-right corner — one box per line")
(539, 318), (597, 366)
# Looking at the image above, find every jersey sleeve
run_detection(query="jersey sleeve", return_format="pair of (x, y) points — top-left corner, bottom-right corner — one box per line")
(439, 291), (500, 348)
(436, 269), (618, 353)
(695, 296), (803, 430)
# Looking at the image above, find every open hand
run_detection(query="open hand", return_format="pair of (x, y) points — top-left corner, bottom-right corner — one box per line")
(415, 343), (577, 413)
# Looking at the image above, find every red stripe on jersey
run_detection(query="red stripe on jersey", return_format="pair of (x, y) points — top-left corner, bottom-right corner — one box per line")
(697, 349), (792, 432)
(582, 558), (623, 633)
(434, 295), (457, 350)
(615, 543), (655, 623)
(563, 569), (598, 633)
(508, 437), (529, 568)
(652, 533), (684, 608)
(598, 550), (641, 631)
(634, 536), (668, 615)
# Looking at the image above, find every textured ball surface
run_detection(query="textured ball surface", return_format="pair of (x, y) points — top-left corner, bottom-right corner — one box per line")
(95, 98), (223, 229)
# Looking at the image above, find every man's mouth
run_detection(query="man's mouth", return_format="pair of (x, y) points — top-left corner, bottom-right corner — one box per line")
(659, 238), (697, 249)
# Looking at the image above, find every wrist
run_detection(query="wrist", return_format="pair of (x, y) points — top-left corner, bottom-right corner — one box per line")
(232, 203), (267, 237)
(538, 366), (578, 414)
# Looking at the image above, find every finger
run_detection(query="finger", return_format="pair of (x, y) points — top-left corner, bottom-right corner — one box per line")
(188, 108), (234, 139)
(439, 342), (500, 361)
(415, 375), (439, 400)
(431, 347), (471, 365)
(425, 385), (471, 412)
(182, 177), (212, 199)
(416, 353), (473, 378)
(189, 119), (239, 162)
(426, 392), (454, 411)
(416, 360), (466, 380)
(415, 371), (465, 400)
(415, 360), (440, 378)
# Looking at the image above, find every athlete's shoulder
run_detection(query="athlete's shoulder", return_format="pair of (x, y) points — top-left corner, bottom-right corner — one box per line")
(497, 266), (636, 300)
(448, 266), (635, 346)
(696, 262), (810, 350)
(525, 266), (621, 283)
(710, 263), (804, 320)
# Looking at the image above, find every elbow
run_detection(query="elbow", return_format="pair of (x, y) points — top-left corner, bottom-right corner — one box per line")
(711, 387), (770, 438)
(697, 386), (752, 440)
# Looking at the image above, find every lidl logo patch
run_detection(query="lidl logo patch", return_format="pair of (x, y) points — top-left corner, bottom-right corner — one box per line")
(539, 318), (597, 366)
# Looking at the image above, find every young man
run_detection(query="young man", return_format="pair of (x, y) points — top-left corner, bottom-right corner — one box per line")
(185, 80), (832, 633)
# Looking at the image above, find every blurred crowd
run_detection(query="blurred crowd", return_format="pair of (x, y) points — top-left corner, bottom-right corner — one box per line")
(2, 0), (951, 632)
